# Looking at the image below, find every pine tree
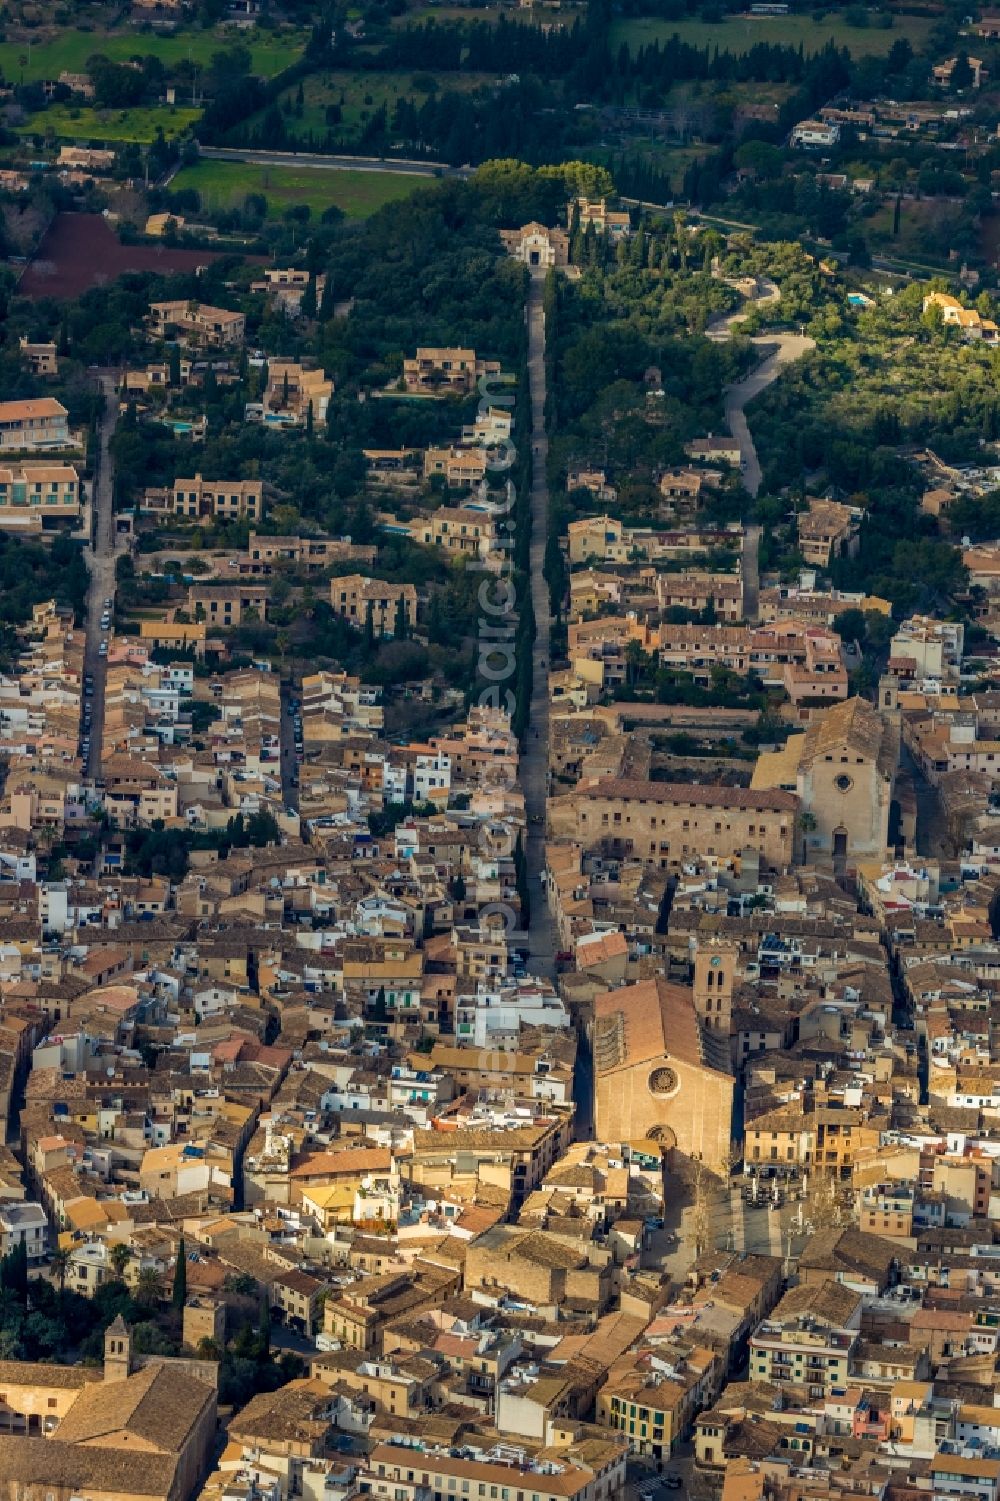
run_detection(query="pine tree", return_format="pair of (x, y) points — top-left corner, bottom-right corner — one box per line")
(172, 1235), (188, 1309)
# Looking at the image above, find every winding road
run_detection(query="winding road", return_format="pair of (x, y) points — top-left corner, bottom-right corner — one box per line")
(708, 278), (815, 622)
(723, 332), (815, 499)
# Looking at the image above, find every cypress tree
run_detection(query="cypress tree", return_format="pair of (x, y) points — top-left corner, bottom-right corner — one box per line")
(172, 1235), (187, 1309)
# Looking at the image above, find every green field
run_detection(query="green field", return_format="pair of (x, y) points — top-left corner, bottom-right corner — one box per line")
(0, 26), (305, 85)
(17, 103), (202, 142)
(610, 11), (934, 57)
(171, 158), (429, 219)
(246, 69), (499, 147)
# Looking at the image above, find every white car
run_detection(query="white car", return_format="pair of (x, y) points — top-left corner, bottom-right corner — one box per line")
(98, 641), (108, 657)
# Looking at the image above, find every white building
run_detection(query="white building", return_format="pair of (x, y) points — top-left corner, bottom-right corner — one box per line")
(0, 1201), (47, 1261)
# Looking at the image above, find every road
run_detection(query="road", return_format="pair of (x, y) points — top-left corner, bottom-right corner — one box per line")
(521, 272), (559, 983)
(198, 146), (463, 179)
(705, 275), (780, 342)
(83, 371), (123, 779)
(706, 277), (814, 502)
(742, 522), (761, 624)
(723, 333), (814, 499)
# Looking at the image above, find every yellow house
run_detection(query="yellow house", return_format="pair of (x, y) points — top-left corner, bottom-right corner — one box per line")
(138, 618), (207, 658)
(300, 1181), (355, 1231)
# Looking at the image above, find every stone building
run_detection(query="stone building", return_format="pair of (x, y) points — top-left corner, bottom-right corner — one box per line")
(591, 977), (734, 1173)
(183, 1296), (226, 1351)
(549, 778), (797, 873)
(0, 1317), (217, 1501)
(751, 696), (898, 869)
(499, 222), (570, 268)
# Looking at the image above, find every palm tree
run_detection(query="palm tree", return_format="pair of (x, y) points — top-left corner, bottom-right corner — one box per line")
(109, 1242), (131, 1282)
(50, 1245), (70, 1293)
(134, 1266), (164, 1308)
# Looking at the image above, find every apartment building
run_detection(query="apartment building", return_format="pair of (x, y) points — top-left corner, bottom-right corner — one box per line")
(650, 620), (845, 701)
(148, 299), (246, 347)
(570, 524), (741, 575)
(750, 1280), (862, 1396)
(859, 1182), (915, 1238)
(654, 572), (744, 622)
(261, 361), (333, 425)
(0, 398), (71, 452)
(171, 474), (263, 522)
(597, 1345), (723, 1459)
(797, 499), (863, 568)
(0, 463), (81, 531)
(402, 347), (501, 395)
(137, 618), (208, 661)
(18, 339), (57, 377)
(744, 1104), (881, 1177)
(187, 584), (269, 628)
(423, 446), (489, 487)
(363, 1440), (627, 1501)
(405, 506), (498, 563)
(331, 576), (418, 637)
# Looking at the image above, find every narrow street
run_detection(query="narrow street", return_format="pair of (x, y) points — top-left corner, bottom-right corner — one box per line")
(279, 680), (299, 813)
(742, 522), (761, 624)
(83, 371), (123, 779)
(521, 272), (559, 982)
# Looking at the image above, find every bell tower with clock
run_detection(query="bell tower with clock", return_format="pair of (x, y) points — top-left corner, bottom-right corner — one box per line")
(692, 939), (736, 1037)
